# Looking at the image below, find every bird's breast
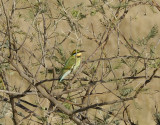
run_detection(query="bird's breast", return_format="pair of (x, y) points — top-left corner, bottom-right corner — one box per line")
(73, 57), (81, 70)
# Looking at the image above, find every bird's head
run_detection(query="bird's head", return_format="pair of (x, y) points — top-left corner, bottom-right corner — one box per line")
(71, 49), (85, 57)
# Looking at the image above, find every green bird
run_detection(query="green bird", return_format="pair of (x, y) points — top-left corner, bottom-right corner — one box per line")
(59, 49), (85, 82)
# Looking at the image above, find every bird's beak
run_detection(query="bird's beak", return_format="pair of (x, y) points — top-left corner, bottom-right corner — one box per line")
(76, 50), (85, 57)
(80, 50), (85, 53)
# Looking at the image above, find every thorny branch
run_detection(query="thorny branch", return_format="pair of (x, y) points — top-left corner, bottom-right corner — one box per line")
(0, 0), (160, 124)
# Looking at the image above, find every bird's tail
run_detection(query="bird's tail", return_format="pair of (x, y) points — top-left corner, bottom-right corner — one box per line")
(59, 70), (71, 82)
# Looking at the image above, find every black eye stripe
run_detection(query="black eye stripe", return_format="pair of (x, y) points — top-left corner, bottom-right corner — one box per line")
(73, 52), (80, 55)
(72, 50), (80, 55)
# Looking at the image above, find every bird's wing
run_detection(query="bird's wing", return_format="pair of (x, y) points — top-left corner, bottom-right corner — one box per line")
(59, 70), (71, 82)
(63, 56), (76, 71)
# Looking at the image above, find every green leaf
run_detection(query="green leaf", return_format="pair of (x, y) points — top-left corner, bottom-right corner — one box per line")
(119, 87), (133, 97)
(154, 112), (160, 124)
(146, 25), (158, 41)
(90, 10), (96, 16)
(71, 10), (86, 20)
(71, 10), (79, 18)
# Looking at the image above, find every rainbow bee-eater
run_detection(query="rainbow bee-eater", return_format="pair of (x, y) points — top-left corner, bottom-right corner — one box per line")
(59, 49), (85, 82)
